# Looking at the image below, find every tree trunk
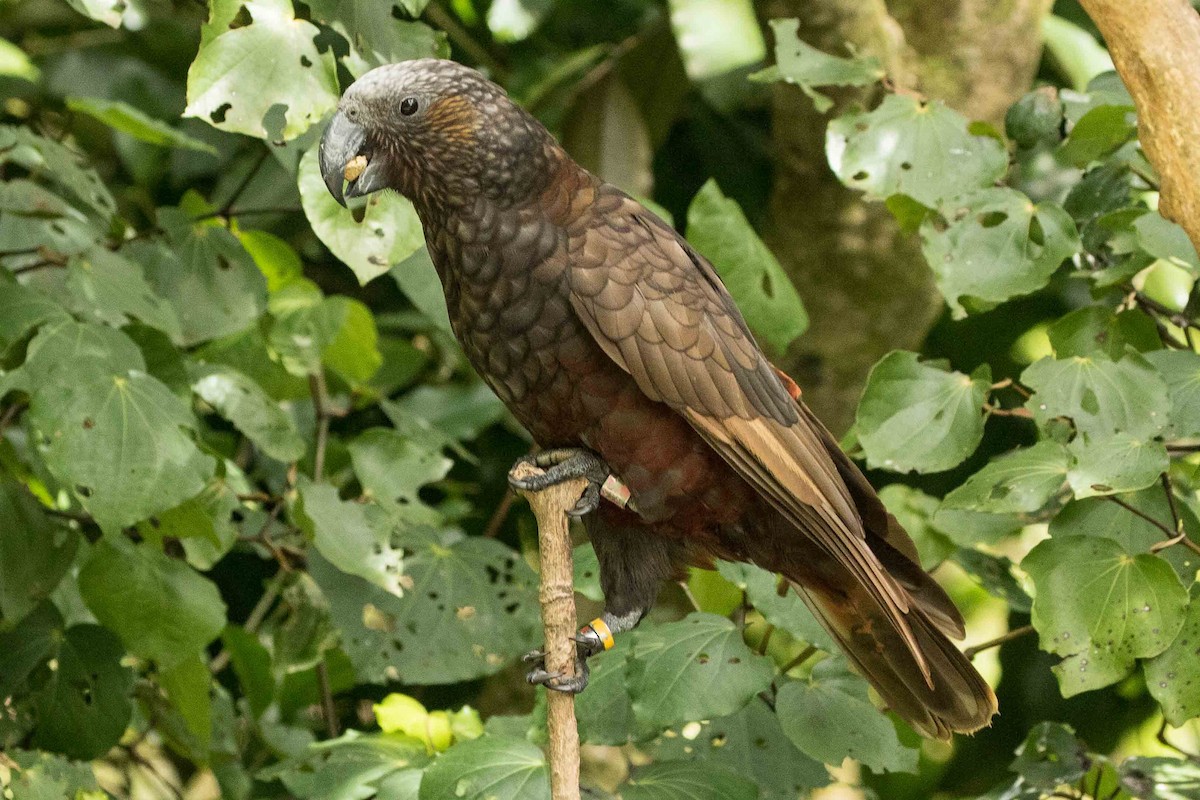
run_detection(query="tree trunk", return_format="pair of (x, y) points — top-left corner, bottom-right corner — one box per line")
(761, 0), (1053, 434)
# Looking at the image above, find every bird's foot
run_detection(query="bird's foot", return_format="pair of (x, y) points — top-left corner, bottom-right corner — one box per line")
(522, 621), (613, 693)
(509, 448), (610, 518)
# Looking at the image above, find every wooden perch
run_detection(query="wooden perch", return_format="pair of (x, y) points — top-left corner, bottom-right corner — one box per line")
(1080, 0), (1200, 255)
(509, 462), (585, 800)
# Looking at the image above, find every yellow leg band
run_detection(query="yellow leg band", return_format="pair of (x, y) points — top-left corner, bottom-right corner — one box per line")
(588, 618), (615, 650)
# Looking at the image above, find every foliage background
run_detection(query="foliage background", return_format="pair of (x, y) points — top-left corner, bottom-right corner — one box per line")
(1, 0), (1200, 798)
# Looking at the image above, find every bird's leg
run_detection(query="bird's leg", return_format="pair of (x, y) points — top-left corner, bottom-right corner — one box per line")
(523, 609), (646, 693)
(508, 447), (610, 518)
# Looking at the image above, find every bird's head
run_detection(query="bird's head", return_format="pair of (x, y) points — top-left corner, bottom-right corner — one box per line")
(319, 59), (555, 211)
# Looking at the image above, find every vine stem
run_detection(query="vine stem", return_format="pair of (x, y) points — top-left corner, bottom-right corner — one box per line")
(509, 462), (585, 800)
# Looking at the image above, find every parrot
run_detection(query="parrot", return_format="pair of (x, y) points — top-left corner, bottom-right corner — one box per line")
(318, 58), (997, 739)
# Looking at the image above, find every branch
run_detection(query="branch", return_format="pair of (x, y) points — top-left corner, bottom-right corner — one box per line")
(509, 462), (584, 800)
(1079, 0), (1200, 255)
(965, 625), (1035, 659)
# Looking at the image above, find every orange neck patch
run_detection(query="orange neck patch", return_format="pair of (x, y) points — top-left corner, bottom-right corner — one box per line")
(426, 95), (481, 144)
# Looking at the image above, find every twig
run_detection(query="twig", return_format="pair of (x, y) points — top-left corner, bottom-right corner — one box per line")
(316, 659), (340, 738)
(209, 577), (283, 673)
(757, 624), (776, 656)
(424, 2), (507, 76)
(218, 148), (270, 219)
(482, 491), (517, 538)
(1107, 493), (1200, 555)
(983, 403), (1034, 419)
(1167, 443), (1200, 454)
(1161, 473), (1183, 535)
(308, 371), (332, 482)
(964, 625), (1035, 659)
(779, 644), (819, 675)
(1105, 495), (1176, 538)
(678, 580), (701, 612)
(510, 461), (585, 800)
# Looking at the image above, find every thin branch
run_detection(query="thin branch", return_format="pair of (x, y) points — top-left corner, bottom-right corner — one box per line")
(316, 659), (340, 738)
(218, 148), (270, 219)
(983, 403), (1034, 419)
(678, 579), (701, 612)
(779, 644), (819, 676)
(308, 371), (332, 482)
(965, 625), (1035, 659)
(209, 577), (283, 673)
(424, 2), (507, 76)
(757, 624), (776, 656)
(1167, 443), (1200, 454)
(482, 489), (517, 538)
(1105, 494), (1176, 538)
(1162, 473), (1183, 535)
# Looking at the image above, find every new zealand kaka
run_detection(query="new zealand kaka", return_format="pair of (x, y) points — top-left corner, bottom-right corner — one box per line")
(319, 59), (997, 739)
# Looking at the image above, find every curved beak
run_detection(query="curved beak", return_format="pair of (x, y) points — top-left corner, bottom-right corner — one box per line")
(319, 110), (388, 207)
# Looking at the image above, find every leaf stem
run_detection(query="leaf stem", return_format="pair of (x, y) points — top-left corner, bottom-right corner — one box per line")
(308, 371), (332, 483)
(482, 490), (517, 538)
(779, 644), (819, 675)
(316, 659), (340, 738)
(964, 625), (1034, 659)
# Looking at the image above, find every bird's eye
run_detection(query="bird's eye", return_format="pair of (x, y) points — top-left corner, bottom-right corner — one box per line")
(400, 97), (419, 116)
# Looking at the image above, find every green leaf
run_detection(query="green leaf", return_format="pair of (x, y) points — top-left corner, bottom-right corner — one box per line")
(1147, 349), (1200, 439)
(236, 228), (304, 292)
(298, 146), (424, 285)
(0, 180), (101, 258)
(134, 209), (268, 345)
(223, 625), (276, 719)
(159, 655), (213, 753)
(1024, 536), (1188, 695)
(1120, 757), (1200, 800)
(1060, 105), (1137, 166)
(297, 481), (407, 596)
(302, 1), (446, 76)
(155, 473), (247, 571)
(665, 0), (766, 82)
(0, 126), (117, 221)
(1145, 585), (1200, 725)
(186, 0), (339, 140)
(347, 428), (451, 520)
(878, 485), (956, 568)
(752, 19), (883, 112)
(942, 441), (1070, 514)
(574, 647), (634, 745)
(920, 188), (1080, 316)
(0, 749), (103, 800)
(390, 247), (455, 333)
(1010, 722), (1089, 789)
(1022, 352), (1170, 440)
(270, 289), (383, 384)
(1006, 88), (1065, 150)
(1041, 15), (1114, 91)
(953, 549), (1032, 613)
(685, 179), (807, 353)
(64, 248), (183, 341)
(418, 735), (548, 800)
(562, 73), (653, 196)
(192, 364), (306, 462)
(266, 731), (429, 800)
(1133, 212), (1200, 273)
(855, 352), (989, 473)
(623, 761), (758, 800)
(715, 561), (834, 650)
(385, 382), (507, 442)
(32, 624), (134, 760)
(1047, 306), (1158, 360)
(0, 601), (62, 701)
(78, 537), (227, 668)
(486, 0), (553, 44)
(0, 37), (40, 82)
(826, 94), (1008, 208)
(627, 612), (775, 729)
(0, 283), (70, 353)
(310, 532), (540, 684)
(647, 700), (830, 799)
(775, 660), (919, 773)
(66, 96), (217, 153)
(0, 478), (79, 626)
(1066, 433), (1168, 499)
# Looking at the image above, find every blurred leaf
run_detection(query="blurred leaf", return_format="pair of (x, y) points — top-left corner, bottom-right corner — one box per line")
(66, 96), (217, 153)
(856, 352), (989, 473)
(627, 612), (774, 729)
(686, 179), (808, 353)
(298, 146), (424, 285)
(667, 0), (766, 81)
(1023, 536), (1188, 695)
(753, 19), (883, 113)
(306, 1), (446, 76)
(953, 549), (1032, 613)
(1060, 104), (1137, 166)
(31, 624), (133, 760)
(486, 0), (552, 44)
(385, 381), (506, 442)
(1133, 212), (1200, 273)
(0, 38), (39, 82)
(574, 646), (635, 745)
(0, 749), (103, 800)
(0, 180), (101, 257)
(1144, 585), (1200, 726)
(563, 73), (653, 196)
(270, 288), (382, 384)
(827, 95), (1008, 208)
(222, 625), (275, 718)
(647, 699), (829, 799)
(236, 228), (304, 292)
(878, 485), (956, 568)
(159, 655), (213, 753)
(297, 481), (407, 596)
(1022, 352), (1170, 440)
(1006, 87), (1064, 150)
(1010, 722), (1089, 788)
(623, 761), (758, 800)
(79, 537), (226, 668)
(0, 479), (78, 626)
(64, 248), (183, 341)
(417, 735), (548, 800)
(0, 126), (116, 221)
(1041, 15), (1114, 91)
(0, 283), (70, 353)
(1120, 757), (1200, 800)
(921, 188), (1080, 316)
(267, 731), (429, 800)
(943, 441), (1069, 514)
(1066, 433), (1168, 499)
(192, 364), (306, 462)
(186, 0), (339, 140)
(311, 532), (540, 684)
(1146, 350), (1200, 438)
(389, 247), (454, 333)
(775, 660), (919, 773)
(64, 0), (128, 27)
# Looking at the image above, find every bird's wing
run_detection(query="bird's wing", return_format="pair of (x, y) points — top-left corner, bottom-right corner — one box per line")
(564, 186), (926, 674)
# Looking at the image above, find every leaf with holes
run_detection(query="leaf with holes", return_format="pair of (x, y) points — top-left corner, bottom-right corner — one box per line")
(78, 537), (227, 668)
(192, 364), (306, 462)
(266, 731), (430, 800)
(856, 351), (990, 473)
(686, 179), (807, 353)
(296, 480), (407, 597)
(1145, 585), (1200, 726)
(623, 761), (758, 800)
(1023, 536), (1188, 696)
(298, 146), (424, 285)
(775, 659), (919, 773)
(647, 699), (830, 799)
(921, 188), (1080, 316)
(310, 531), (540, 684)
(418, 735), (548, 800)
(0, 478), (79, 627)
(942, 441), (1070, 514)
(1066, 433), (1168, 499)
(347, 428), (451, 521)
(1, 123), (117, 221)
(1022, 352), (1170, 440)
(306, 0), (447, 77)
(627, 612), (774, 730)
(826, 94), (1008, 208)
(752, 18), (883, 112)
(1146, 350), (1200, 439)
(186, 0), (339, 140)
